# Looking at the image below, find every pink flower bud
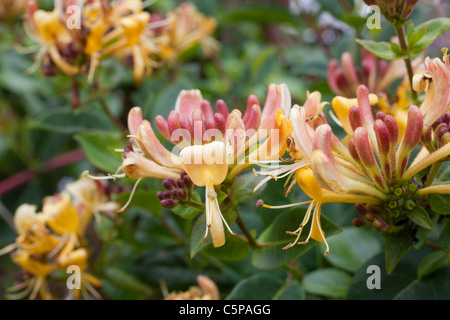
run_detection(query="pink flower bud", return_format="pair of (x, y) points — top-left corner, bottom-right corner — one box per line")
(127, 107), (143, 136)
(402, 105), (423, 149)
(167, 110), (181, 137)
(347, 138), (360, 162)
(243, 94), (260, 124)
(192, 108), (205, 145)
(174, 89), (203, 118)
(374, 119), (390, 155)
(341, 52), (359, 90)
(356, 85), (374, 130)
(213, 113), (227, 134)
(155, 115), (171, 142)
(327, 59), (345, 96)
(354, 127), (377, 168)
(383, 115), (399, 148)
(201, 100), (216, 130)
(349, 106), (362, 132)
(215, 99), (229, 119)
(243, 104), (261, 132)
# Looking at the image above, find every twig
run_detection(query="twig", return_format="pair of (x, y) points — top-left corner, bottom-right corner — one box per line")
(98, 98), (128, 136)
(395, 24), (418, 101)
(0, 149), (86, 196)
(0, 201), (15, 230)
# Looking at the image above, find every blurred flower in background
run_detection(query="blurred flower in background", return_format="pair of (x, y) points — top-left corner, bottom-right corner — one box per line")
(22, 0), (218, 85)
(0, 176), (118, 300)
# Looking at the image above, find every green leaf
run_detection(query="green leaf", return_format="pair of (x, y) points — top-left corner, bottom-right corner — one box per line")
(384, 231), (414, 274)
(104, 267), (153, 297)
(302, 268), (352, 299)
(75, 132), (124, 173)
(438, 218), (450, 250)
(407, 25), (427, 47)
(407, 206), (434, 230)
(347, 248), (450, 300)
(28, 107), (117, 134)
(275, 280), (305, 300)
(429, 193), (450, 215)
(230, 170), (267, 205)
(409, 18), (450, 54)
(355, 39), (408, 60)
(172, 190), (203, 220)
(323, 227), (383, 273)
(202, 231), (251, 261)
(225, 271), (286, 300)
(417, 250), (448, 279)
(251, 207), (342, 270)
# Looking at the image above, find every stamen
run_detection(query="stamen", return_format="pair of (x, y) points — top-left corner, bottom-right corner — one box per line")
(5, 278), (35, 300)
(47, 233), (69, 258)
(117, 178), (143, 213)
(83, 278), (103, 300)
(82, 170), (126, 181)
(328, 109), (343, 128)
(0, 243), (17, 256)
(216, 198), (235, 235)
(283, 201), (315, 249)
(260, 200), (313, 210)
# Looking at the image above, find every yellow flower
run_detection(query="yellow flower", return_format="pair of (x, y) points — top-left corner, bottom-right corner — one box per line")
(25, 3), (80, 76)
(180, 141), (233, 247)
(158, 2), (219, 63)
(8, 249), (56, 300)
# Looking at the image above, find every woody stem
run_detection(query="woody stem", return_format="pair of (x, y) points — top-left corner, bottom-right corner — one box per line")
(234, 211), (260, 249)
(394, 24), (418, 101)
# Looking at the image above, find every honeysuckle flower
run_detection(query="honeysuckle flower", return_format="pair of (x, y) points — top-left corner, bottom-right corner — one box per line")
(0, 175), (115, 300)
(413, 50), (450, 128)
(104, 84), (291, 247)
(99, 4), (156, 85)
(158, 2), (219, 64)
(21, 1), (217, 85)
(180, 141), (234, 247)
(327, 48), (407, 98)
(255, 101), (383, 254)
(8, 249), (57, 300)
(311, 84), (450, 237)
(24, 0), (81, 76)
(64, 176), (120, 232)
(257, 77), (450, 254)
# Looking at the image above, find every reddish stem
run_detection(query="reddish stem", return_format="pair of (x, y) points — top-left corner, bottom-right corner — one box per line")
(0, 149), (86, 196)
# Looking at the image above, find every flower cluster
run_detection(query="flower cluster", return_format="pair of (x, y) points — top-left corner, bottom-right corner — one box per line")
(91, 83), (292, 248)
(255, 51), (450, 255)
(327, 48), (408, 98)
(24, 0), (218, 85)
(0, 176), (119, 300)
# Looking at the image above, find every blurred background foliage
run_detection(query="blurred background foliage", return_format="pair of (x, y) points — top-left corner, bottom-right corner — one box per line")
(0, 0), (448, 300)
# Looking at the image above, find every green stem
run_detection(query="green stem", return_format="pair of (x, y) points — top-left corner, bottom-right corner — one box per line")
(394, 24), (418, 101)
(424, 161), (444, 188)
(98, 98), (127, 136)
(159, 215), (185, 245)
(234, 211), (261, 249)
